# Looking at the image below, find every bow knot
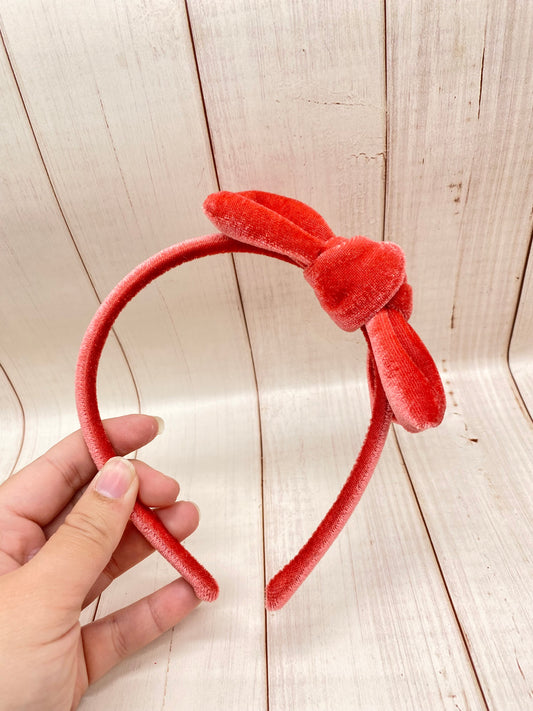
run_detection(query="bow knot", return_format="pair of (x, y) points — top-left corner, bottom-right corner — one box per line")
(303, 234), (408, 332)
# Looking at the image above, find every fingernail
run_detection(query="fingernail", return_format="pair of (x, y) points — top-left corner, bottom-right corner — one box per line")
(95, 457), (136, 499)
(191, 501), (201, 522)
(154, 416), (165, 435)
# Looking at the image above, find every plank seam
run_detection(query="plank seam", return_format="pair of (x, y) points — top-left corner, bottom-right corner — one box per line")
(183, 1), (221, 190)
(0, 26), (141, 426)
(0, 361), (26, 478)
(231, 260), (270, 710)
(0, 24), (141, 625)
(184, 4), (270, 708)
(507, 223), (533, 423)
(382, 0), (389, 245)
(391, 426), (491, 710)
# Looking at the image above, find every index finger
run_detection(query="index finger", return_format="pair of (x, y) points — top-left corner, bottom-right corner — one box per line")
(0, 414), (162, 526)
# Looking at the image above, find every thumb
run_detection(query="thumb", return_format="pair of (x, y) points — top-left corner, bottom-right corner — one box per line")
(32, 457), (138, 604)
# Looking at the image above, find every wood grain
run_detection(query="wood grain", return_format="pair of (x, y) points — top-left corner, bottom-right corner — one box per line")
(386, 2), (533, 707)
(0, 2), (266, 708)
(509, 244), (533, 414)
(0, 0), (531, 708)
(189, 1), (485, 708)
(0, 29), (138, 469)
(0, 365), (24, 483)
(386, 0), (533, 363)
(396, 365), (533, 709)
(261, 382), (486, 711)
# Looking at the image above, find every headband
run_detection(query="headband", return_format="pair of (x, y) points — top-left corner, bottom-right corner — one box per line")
(75, 190), (445, 610)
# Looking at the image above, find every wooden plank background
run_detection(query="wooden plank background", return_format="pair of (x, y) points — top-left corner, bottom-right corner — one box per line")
(0, 2), (531, 709)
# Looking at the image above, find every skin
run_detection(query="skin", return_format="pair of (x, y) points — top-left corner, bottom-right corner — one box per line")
(0, 414), (202, 711)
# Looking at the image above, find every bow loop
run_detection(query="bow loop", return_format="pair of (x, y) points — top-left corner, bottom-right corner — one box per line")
(203, 190), (326, 266)
(237, 190), (337, 244)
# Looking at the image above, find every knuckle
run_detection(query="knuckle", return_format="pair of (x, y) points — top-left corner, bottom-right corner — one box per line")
(104, 553), (122, 580)
(147, 594), (167, 636)
(62, 508), (109, 548)
(100, 553), (121, 588)
(109, 613), (130, 660)
(43, 451), (87, 494)
(0, 527), (40, 565)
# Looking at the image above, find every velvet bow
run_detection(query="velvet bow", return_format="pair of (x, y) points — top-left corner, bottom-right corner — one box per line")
(76, 190), (445, 610)
(204, 191), (445, 435)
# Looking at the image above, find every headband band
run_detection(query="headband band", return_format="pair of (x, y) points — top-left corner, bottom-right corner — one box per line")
(75, 190), (445, 610)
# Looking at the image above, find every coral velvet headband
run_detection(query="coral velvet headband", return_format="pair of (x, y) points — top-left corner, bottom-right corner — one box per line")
(75, 190), (446, 610)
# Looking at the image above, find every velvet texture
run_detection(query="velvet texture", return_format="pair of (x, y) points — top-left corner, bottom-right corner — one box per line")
(75, 190), (445, 610)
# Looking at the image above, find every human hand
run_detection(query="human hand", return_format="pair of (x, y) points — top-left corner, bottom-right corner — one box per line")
(0, 414), (201, 711)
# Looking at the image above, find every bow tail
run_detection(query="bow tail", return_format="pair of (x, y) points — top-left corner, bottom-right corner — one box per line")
(365, 309), (446, 433)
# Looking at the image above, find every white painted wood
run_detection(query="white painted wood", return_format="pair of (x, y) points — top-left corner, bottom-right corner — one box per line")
(396, 365), (533, 710)
(386, 2), (533, 707)
(262, 382), (486, 711)
(190, 1), (485, 708)
(0, 2), (265, 708)
(509, 247), (533, 413)
(0, 21), (134, 637)
(0, 34), (138, 469)
(189, 0), (385, 239)
(0, 366), (24, 483)
(386, 0), (533, 364)
(0, 0), (531, 709)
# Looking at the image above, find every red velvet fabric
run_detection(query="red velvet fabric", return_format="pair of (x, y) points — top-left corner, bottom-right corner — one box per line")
(75, 190), (445, 610)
